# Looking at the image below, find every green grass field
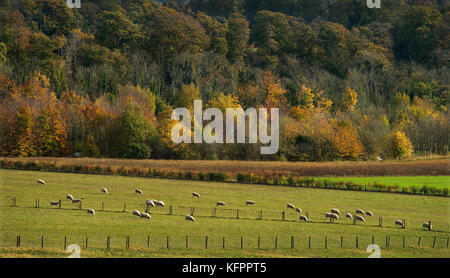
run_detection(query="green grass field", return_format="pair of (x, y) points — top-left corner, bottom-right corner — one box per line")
(0, 169), (449, 258)
(317, 176), (450, 189)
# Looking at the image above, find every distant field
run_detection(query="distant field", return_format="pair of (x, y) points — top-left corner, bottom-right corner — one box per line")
(1, 157), (449, 176)
(318, 176), (450, 189)
(0, 169), (448, 258)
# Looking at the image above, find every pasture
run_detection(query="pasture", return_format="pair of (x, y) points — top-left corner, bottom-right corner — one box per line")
(0, 169), (449, 258)
(317, 176), (450, 189)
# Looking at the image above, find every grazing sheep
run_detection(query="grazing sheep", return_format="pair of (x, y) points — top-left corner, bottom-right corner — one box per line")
(365, 210), (374, 217)
(422, 221), (432, 231)
(101, 188), (108, 194)
(330, 213), (339, 221)
(355, 215), (366, 224)
(356, 209), (364, 215)
(66, 194), (73, 200)
(87, 208), (95, 215)
(37, 179), (45, 185)
(185, 215), (195, 222)
(395, 219), (405, 228)
(50, 201), (60, 206)
(346, 212), (353, 220)
(146, 199), (155, 207)
(287, 203), (296, 210)
(331, 208), (340, 215)
(192, 192), (200, 198)
(295, 207), (302, 214)
(216, 201), (226, 206)
(135, 189), (143, 195)
(133, 210), (141, 217)
(140, 212), (151, 220)
(246, 200), (256, 206)
(299, 215), (308, 223)
(325, 212), (333, 219)
(72, 198), (81, 204)
(326, 212), (338, 222)
(154, 200), (165, 207)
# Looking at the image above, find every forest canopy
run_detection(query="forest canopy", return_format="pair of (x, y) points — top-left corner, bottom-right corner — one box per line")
(0, 0), (448, 161)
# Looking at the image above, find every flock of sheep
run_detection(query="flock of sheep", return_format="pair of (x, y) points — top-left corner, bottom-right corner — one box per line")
(38, 179), (434, 231)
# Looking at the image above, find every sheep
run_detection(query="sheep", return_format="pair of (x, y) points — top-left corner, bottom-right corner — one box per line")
(325, 212), (334, 219)
(295, 207), (302, 214)
(216, 201), (226, 207)
(422, 221), (432, 231)
(140, 212), (151, 220)
(331, 208), (340, 215)
(154, 200), (165, 207)
(146, 199), (155, 207)
(133, 210), (141, 217)
(37, 179), (45, 185)
(87, 208), (95, 215)
(355, 215), (366, 224)
(101, 188), (108, 194)
(395, 219), (405, 228)
(365, 210), (374, 217)
(66, 194), (73, 200)
(185, 215), (195, 222)
(192, 192), (200, 198)
(346, 212), (353, 220)
(356, 209), (364, 215)
(246, 200), (256, 206)
(50, 201), (60, 206)
(72, 198), (81, 204)
(299, 215), (308, 223)
(325, 212), (338, 222)
(135, 188), (143, 195)
(287, 203), (296, 210)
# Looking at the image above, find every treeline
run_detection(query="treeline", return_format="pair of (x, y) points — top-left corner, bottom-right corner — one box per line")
(0, 0), (448, 161)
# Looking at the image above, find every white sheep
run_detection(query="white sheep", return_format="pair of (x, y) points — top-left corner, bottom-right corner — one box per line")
(287, 203), (296, 210)
(346, 212), (353, 220)
(154, 200), (165, 207)
(355, 215), (365, 224)
(146, 199), (155, 207)
(295, 207), (302, 214)
(72, 198), (81, 204)
(246, 200), (256, 206)
(216, 201), (226, 206)
(325, 212), (338, 222)
(140, 212), (151, 220)
(331, 208), (340, 215)
(299, 215), (308, 223)
(325, 212), (333, 219)
(422, 221), (432, 231)
(37, 179), (45, 185)
(356, 209), (364, 215)
(192, 192), (200, 198)
(365, 210), (374, 217)
(135, 188), (143, 195)
(395, 219), (405, 228)
(185, 215), (195, 222)
(50, 201), (60, 206)
(101, 188), (108, 194)
(133, 210), (141, 217)
(87, 208), (95, 215)
(66, 194), (73, 200)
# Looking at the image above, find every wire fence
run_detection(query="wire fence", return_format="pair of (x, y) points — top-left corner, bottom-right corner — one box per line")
(5, 234), (449, 250)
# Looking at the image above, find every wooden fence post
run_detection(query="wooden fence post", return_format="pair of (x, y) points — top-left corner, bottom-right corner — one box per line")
(85, 236), (88, 249)
(79, 200), (82, 210)
(447, 237), (449, 248)
(236, 209), (239, 219)
(241, 237), (243, 249)
(372, 235), (374, 245)
(191, 207), (194, 216)
(275, 236), (278, 249)
(102, 202), (104, 211)
(38, 198), (40, 208)
(169, 205), (173, 215)
(291, 236), (294, 249)
(16, 235), (20, 247)
(213, 208), (216, 217)
(379, 217), (383, 227)
(325, 236), (327, 249)
(356, 236), (358, 248)
(403, 235), (405, 248)
(186, 236), (188, 249)
(282, 211), (285, 221)
(64, 236), (67, 250)
(258, 237), (260, 249)
(418, 236), (421, 247)
(432, 236), (436, 248)
(58, 200), (61, 209)
(123, 203), (126, 212)
(167, 236), (169, 249)
(107, 236), (110, 249)
(308, 236), (311, 249)
(41, 236), (44, 248)
(147, 236), (150, 248)
(222, 236), (225, 249)
(205, 236), (208, 249)
(341, 236), (343, 248)
(126, 236), (130, 249)
(385, 235), (388, 248)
